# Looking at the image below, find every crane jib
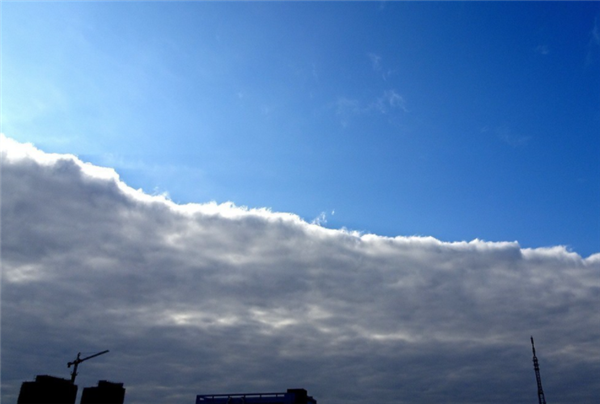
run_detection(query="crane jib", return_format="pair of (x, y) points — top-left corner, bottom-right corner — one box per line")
(67, 350), (110, 384)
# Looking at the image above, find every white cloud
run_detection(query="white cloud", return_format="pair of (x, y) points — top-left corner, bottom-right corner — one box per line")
(334, 97), (361, 127)
(1, 135), (599, 404)
(311, 212), (328, 226)
(592, 16), (600, 47)
(367, 53), (394, 81)
(368, 53), (382, 72)
(496, 126), (531, 147)
(535, 45), (550, 55)
(372, 90), (408, 114)
(333, 90), (407, 126)
(586, 15), (600, 66)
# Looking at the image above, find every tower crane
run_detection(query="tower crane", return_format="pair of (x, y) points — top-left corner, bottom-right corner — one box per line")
(67, 350), (109, 383)
(530, 337), (547, 404)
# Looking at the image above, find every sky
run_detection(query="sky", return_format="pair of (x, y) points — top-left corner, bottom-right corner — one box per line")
(1, 2), (600, 404)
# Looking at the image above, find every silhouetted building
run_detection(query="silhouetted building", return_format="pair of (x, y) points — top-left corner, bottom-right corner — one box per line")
(17, 375), (78, 404)
(196, 389), (316, 404)
(80, 380), (125, 404)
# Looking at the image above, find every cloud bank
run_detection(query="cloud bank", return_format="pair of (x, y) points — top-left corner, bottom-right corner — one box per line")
(1, 135), (599, 404)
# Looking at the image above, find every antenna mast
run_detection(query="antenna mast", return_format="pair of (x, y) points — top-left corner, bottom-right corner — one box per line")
(67, 350), (109, 383)
(530, 337), (547, 404)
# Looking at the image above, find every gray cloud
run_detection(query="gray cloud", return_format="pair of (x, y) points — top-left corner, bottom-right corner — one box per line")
(2, 135), (599, 404)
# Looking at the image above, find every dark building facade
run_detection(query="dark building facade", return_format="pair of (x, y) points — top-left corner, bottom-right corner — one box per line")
(80, 380), (126, 404)
(196, 389), (316, 404)
(17, 375), (78, 404)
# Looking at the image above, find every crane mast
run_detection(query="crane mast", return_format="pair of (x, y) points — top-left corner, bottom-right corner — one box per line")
(530, 337), (547, 404)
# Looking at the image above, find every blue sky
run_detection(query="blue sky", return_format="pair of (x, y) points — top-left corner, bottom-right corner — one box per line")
(3, 1), (600, 257)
